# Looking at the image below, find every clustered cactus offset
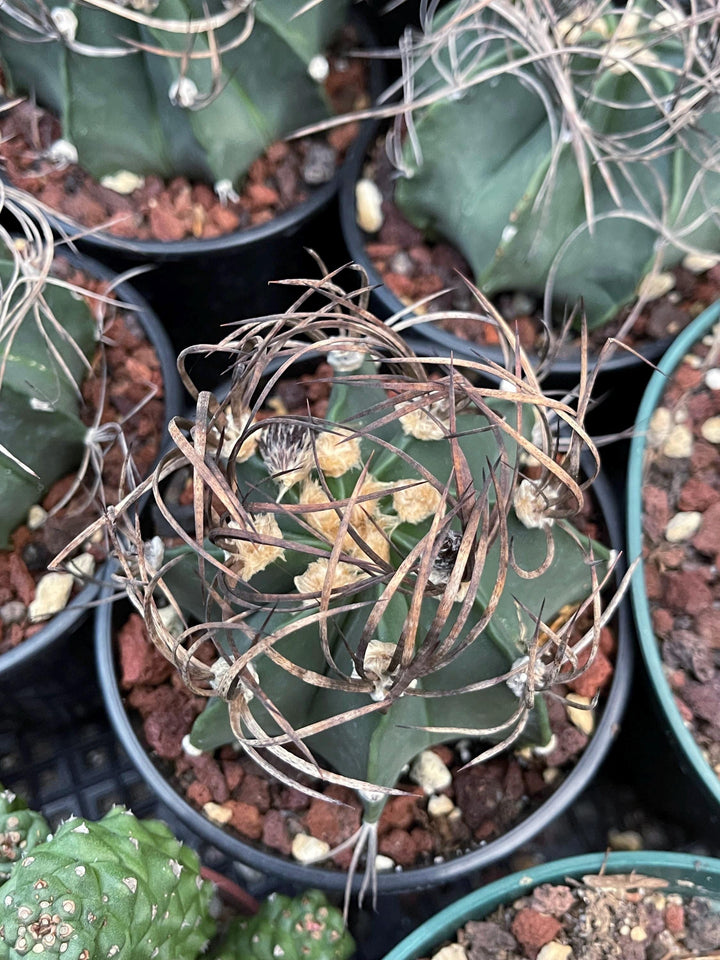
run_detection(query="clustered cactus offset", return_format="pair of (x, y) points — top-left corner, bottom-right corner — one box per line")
(0, 0), (350, 192)
(385, 0), (720, 329)
(59, 269), (625, 899)
(0, 787), (49, 884)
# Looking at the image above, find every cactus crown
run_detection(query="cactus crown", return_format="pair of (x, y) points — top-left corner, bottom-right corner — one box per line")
(0, 0), (349, 189)
(386, 0), (720, 330)
(64, 267), (623, 870)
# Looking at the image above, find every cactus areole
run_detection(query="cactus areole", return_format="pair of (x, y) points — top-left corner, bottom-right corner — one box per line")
(0, 0), (350, 191)
(391, 0), (720, 330)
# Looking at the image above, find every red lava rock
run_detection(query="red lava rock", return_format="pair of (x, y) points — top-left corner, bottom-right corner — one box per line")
(431, 744), (455, 767)
(143, 694), (198, 760)
(510, 908), (562, 959)
(261, 809), (292, 855)
(503, 762), (525, 802)
(187, 780), (213, 808)
(692, 501), (720, 556)
(567, 649), (614, 697)
(664, 568), (713, 615)
(679, 478), (720, 511)
(651, 607), (674, 637)
(237, 773), (271, 813)
(276, 786), (311, 813)
(226, 801), (264, 841)
(674, 695), (694, 724)
(545, 725), (589, 766)
(304, 788), (361, 849)
(642, 485), (670, 541)
(665, 901), (685, 934)
(410, 827), (434, 856)
(8, 553), (35, 606)
(682, 677), (720, 724)
(643, 561), (663, 601)
(696, 608), (720, 648)
(378, 794), (420, 834)
(691, 440), (720, 475)
(378, 828), (419, 867)
(221, 759), (245, 793)
(189, 755), (230, 804)
(117, 613), (174, 688)
(454, 761), (505, 831)
(530, 884), (576, 916)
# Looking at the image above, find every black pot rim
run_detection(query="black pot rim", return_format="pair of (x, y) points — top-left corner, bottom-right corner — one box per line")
(338, 118), (673, 379)
(94, 459), (632, 893)
(0, 246), (183, 682)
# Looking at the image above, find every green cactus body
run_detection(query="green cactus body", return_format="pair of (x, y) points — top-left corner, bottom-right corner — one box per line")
(0, 258), (96, 547)
(179, 354), (607, 803)
(0, 0), (349, 186)
(213, 890), (355, 960)
(393, 0), (720, 328)
(0, 787), (49, 885)
(0, 807), (216, 959)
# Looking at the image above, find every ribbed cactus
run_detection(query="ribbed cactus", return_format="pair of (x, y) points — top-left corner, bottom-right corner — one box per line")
(0, 215), (97, 547)
(0, 806), (217, 960)
(213, 890), (354, 960)
(0, 787), (49, 885)
(70, 271), (618, 889)
(391, 0), (720, 329)
(0, 0), (349, 187)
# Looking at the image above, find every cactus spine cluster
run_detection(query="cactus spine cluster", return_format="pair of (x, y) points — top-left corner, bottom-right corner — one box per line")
(0, 194), (97, 547)
(213, 890), (355, 960)
(0, 806), (216, 959)
(0, 0), (349, 188)
(391, 0), (720, 328)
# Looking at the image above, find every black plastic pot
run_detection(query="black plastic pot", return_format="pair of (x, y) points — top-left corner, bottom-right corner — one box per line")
(0, 249), (183, 729)
(339, 119), (672, 425)
(18, 16), (384, 391)
(94, 460), (632, 894)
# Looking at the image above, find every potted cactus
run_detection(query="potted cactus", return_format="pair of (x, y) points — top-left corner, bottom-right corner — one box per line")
(340, 0), (720, 382)
(0, 0), (378, 369)
(0, 786), (354, 960)
(0, 186), (181, 724)
(76, 268), (631, 900)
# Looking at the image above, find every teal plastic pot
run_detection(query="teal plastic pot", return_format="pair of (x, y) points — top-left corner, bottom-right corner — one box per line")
(382, 851), (720, 960)
(627, 299), (720, 814)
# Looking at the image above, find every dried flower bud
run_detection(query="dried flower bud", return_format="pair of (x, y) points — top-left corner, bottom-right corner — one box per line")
(398, 399), (450, 441)
(219, 513), (285, 580)
(393, 480), (444, 524)
(294, 559), (369, 599)
(315, 428), (362, 477)
(259, 421), (313, 496)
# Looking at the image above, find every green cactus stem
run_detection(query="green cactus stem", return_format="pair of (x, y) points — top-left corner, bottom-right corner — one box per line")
(0, 806), (216, 960)
(213, 890), (355, 960)
(391, 0), (720, 329)
(0, 0), (349, 188)
(0, 255), (96, 548)
(0, 787), (49, 885)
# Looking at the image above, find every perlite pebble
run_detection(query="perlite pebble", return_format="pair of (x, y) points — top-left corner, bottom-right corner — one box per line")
(66, 552), (96, 584)
(100, 170), (145, 194)
(647, 407), (673, 446)
(431, 945), (467, 960)
(427, 794), (455, 818)
(291, 834), (330, 863)
(27, 572), (74, 622)
(706, 368), (720, 391)
(537, 943), (573, 960)
(682, 252), (720, 273)
(665, 511), (702, 542)
(637, 271), (675, 300)
(662, 424), (693, 458)
(608, 828), (644, 851)
(26, 505), (47, 531)
(355, 179), (384, 233)
(375, 855), (395, 872)
(565, 695), (595, 735)
(203, 802), (232, 825)
(701, 417), (720, 443)
(409, 751), (452, 795)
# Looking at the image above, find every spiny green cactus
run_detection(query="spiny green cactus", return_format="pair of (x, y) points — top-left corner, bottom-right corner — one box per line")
(213, 890), (355, 960)
(0, 0), (349, 188)
(77, 271), (619, 891)
(0, 806), (216, 960)
(391, 0), (720, 329)
(0, 225), (97, 547)
(0, 787), (49, 885)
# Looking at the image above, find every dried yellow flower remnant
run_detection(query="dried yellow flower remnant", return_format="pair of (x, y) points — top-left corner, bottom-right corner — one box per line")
(398, 400), (449, 441)
(216, 404), (258, 463)
(222, 513), (285, 580)
(348, 516), (392, 565)
(393, 480), (445, 524)
(294, 559), (369, 597)
(315, 428), (362, 477)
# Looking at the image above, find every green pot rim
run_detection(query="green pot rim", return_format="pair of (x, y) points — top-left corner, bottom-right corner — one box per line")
(627, 299), (720, 808)
(382, 850), (720, 960)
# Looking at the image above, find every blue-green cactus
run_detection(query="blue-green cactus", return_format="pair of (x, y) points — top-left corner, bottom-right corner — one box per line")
(0, 0), (349, 187)
(390, 0), (720, 329)
(0, 250), (96, 548)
